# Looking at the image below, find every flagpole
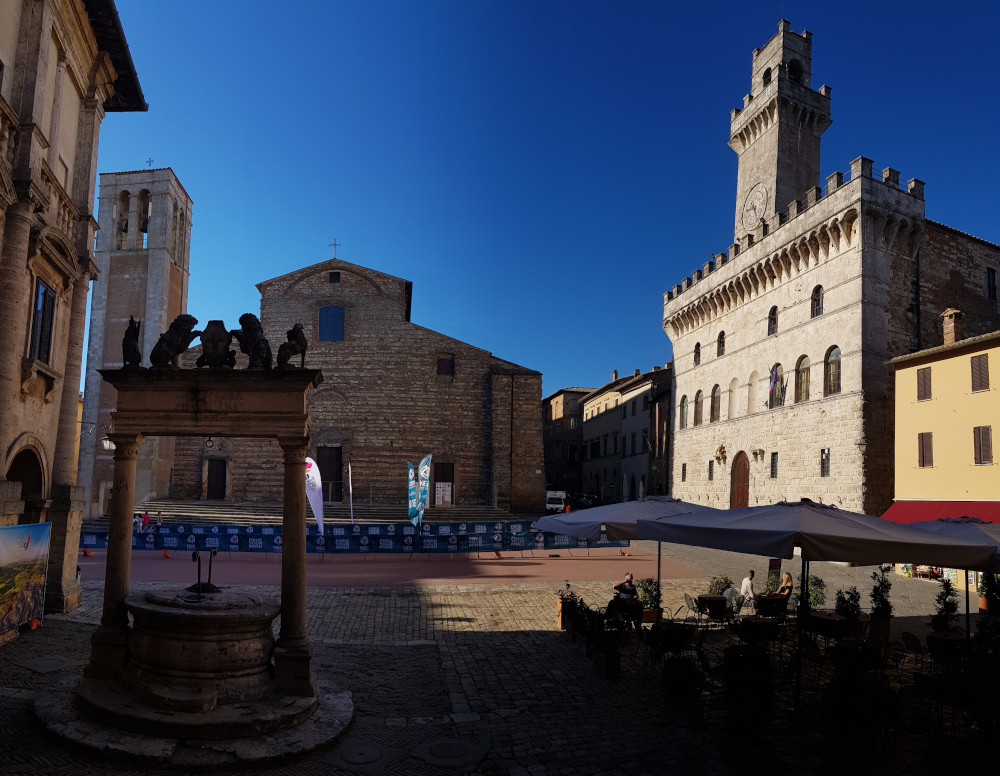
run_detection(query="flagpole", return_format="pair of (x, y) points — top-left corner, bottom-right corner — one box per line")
(349, 463), (354, 524)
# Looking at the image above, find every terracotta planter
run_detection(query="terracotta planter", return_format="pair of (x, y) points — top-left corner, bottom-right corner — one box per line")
(557, 597), (568, 630)
(642, 607), (663, 624)
(869, 614), (891, 645)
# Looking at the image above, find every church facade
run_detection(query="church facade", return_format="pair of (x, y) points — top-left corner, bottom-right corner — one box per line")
(171, 258), (546, 513)
(662, 21), (1000, 515)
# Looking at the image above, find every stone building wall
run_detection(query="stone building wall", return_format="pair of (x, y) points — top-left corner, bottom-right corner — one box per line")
(542, 388), (590, 494)
(172, 259), (545, 513)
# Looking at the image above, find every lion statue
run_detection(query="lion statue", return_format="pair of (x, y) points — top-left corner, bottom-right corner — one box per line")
(230, 313), (273, 369)
(149, 314), (201, 368)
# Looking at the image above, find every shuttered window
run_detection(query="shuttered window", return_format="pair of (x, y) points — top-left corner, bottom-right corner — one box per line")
(708, 460), (714, 481)
(318, 305), (345, 341)
(972, 354), (990, 392)
(29, 279), (56, 364)
(974, 426), (993, 465)
(681, 463), (687, 482)
(770, 452), (778, 479)
(917, 367), (931, 401)
(820, 448), (831, 477)
(918, 432), (933, 468)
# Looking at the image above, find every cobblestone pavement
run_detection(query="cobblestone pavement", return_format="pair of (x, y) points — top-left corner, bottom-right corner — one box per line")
(0, 543), (974, 776)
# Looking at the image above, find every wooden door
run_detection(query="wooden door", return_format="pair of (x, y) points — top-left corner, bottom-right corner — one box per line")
(730, 451), (749, 509)
(317, 446), (343, 502)
(206, 459), (227, 500)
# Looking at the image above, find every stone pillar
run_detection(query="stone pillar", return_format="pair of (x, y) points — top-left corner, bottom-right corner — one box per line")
(84, 432), (144, 679)
(46, 57), (66, 171)
(273, 436), (316, 697)
(44, 484), (84, 612)
(0, 200), (35, 460)
(52, 260), (92, 482)
(0, 480), (24, 527)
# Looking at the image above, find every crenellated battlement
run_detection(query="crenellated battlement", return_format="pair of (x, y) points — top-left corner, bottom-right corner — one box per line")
(663, 156), (925, 304)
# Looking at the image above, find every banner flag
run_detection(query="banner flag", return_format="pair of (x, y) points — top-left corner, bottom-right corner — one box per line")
(0, 522), (51, 635)
(348, 462), (354, 524)
(304, 457), (324, 532)
(407, 461), (419, 524)
(413, 454), (432, 527)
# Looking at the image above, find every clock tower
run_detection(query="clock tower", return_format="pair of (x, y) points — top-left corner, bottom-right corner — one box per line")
(729, 20), (831, 241)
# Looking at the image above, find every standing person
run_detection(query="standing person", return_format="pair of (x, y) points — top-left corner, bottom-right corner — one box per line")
(741, 570), (757, 613)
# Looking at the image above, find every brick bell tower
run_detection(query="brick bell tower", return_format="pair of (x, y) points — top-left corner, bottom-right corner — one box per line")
(729, 20), (832, 242)
(78, 168), (194, 518)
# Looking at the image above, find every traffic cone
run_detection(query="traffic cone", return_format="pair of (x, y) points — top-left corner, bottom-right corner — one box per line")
(162, 548), (172, 558)
(82, 549), (94, 557)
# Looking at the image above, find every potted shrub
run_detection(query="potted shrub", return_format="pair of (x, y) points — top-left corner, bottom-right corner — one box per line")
(980, 573), (1000, 616)
(930, 578), (959, 632)
(835, 586), (863, 636)
(662, 655), (704, 729)
(707, 575), (733, 595)
(869, 570), (894, 645)
(636, 577), (663, 623)
(557, 585), (576, 630)
(791, 574), (826, 612)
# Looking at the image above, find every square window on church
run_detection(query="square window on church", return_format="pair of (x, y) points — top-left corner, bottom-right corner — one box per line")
(437, 355), (455, 377)
(318, 305), (345, 341)
(329, 271), (341, 283)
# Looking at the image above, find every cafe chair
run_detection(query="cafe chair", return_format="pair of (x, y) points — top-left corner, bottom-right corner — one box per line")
(900, 631), (926, 672)
(884, 640), (906, 687)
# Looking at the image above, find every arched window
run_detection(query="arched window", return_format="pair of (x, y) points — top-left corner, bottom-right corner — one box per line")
(693, 342), (701, 366)
(694, 391), (704, 426)
(762, 67), (772, 87)
(795, 356), (810, 403)
(717, 331), (726, 357)
(679, 396), (688, 429)
(825, 346), (842, 396)
(747, 371), (760, 414)
(728, 377), (739, 419)
(137, 189), (151, 250)
(116, 190), (130, 250)
(767, 306), (778, 336)
(811, 285), (824, 318)
(788, 58), (803, 84)
(710, 385), (721, 423)
(769, 364), (784, 409)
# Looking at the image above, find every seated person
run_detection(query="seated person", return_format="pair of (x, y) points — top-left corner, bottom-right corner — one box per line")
(775, 572), (794, 597)
(613, 572), (638, 602)
(740, 570), (757, 613)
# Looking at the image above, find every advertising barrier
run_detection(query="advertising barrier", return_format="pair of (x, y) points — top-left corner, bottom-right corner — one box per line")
(0, 522), (51, 634)
(80, 519), (629, 555)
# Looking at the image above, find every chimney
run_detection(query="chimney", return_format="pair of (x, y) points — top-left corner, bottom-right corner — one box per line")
(633, 368), (641, 377)
(942, 308), (964, 345)
(612, 369), (618, 381)
(652, 365), (661, 371)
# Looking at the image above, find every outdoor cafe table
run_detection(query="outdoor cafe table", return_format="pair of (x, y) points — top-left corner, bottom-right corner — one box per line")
(809, 610), (847, 640)
(734, 615), (781, 646)
(696, 594), (729, 620)
(755, 594), (789, 618)
(926, 630), (969, 667)
(651, 621), (697, 653)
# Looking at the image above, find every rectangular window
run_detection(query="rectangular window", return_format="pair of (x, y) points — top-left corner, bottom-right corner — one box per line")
(708, 460), (714, 481)
(630, 432), (636, 455)
(974, 426), (993, 465)
(820, 448), (831, 477)
(770, 452), (778, 479)
(570, 417), (578, 429)
(917, 367), (931, 401)
(329, 271), (341, 283)
(681, 463), (687, 482)
(602, 435), (608, 456)
(642, 428), (650, 453)
(437, 355), (455, 376)
(29, 279), (56, 364)
(918, 433), (933, 468)
(612, 432), (618, 454)
(988, 267), (998, 301)
(972, 354), (990, 392)
(318, 305), (345, 342)
(632, 400), (637, 416)
(622, 405), (627, 420)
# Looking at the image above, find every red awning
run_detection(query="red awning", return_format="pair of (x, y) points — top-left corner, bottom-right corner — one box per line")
(882, 501), (1000, 524)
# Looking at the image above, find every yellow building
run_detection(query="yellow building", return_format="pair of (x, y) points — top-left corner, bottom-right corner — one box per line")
(886, 309), (998, 587)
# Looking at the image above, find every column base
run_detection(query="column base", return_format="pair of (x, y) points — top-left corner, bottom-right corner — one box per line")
(272, 638), (317, 698)
(83, 625), (130, 680)
(45, 579), (82, 613)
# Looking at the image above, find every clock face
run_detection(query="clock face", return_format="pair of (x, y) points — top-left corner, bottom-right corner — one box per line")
(742, 183), (768, 232)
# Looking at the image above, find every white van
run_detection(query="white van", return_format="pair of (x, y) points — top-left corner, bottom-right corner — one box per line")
(545, 491), (568, 513)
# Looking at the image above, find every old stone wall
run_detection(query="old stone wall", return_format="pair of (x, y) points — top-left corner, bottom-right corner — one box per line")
(172, 259), (545, 513)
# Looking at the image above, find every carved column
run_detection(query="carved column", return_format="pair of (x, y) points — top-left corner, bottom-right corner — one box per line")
(0, 200), (34, 464)
(273, 436), (316, 697)
(84, 432), (144, 679)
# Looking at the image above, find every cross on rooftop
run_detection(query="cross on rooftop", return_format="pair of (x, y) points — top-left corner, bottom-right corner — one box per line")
(146, 157), (153, 169)
(329, 239), (341, 259)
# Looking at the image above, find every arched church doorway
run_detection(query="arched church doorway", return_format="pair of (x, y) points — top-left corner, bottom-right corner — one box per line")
(7, 449), (44, 524)
(730, 451), (749, 509)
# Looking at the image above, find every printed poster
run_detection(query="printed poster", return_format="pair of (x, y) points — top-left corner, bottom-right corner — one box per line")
(0, 522), (51, 634)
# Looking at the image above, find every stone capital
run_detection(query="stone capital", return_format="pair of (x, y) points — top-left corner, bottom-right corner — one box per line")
(278, 436), (310, 462)
(107, 432), (145, 460)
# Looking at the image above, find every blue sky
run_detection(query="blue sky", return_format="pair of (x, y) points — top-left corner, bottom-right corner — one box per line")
(90, 1), (1000, 397)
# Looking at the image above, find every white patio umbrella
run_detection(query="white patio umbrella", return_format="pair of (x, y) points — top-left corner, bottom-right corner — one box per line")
(536, 497), (724, 608)
(635, 499), (1000, 619)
